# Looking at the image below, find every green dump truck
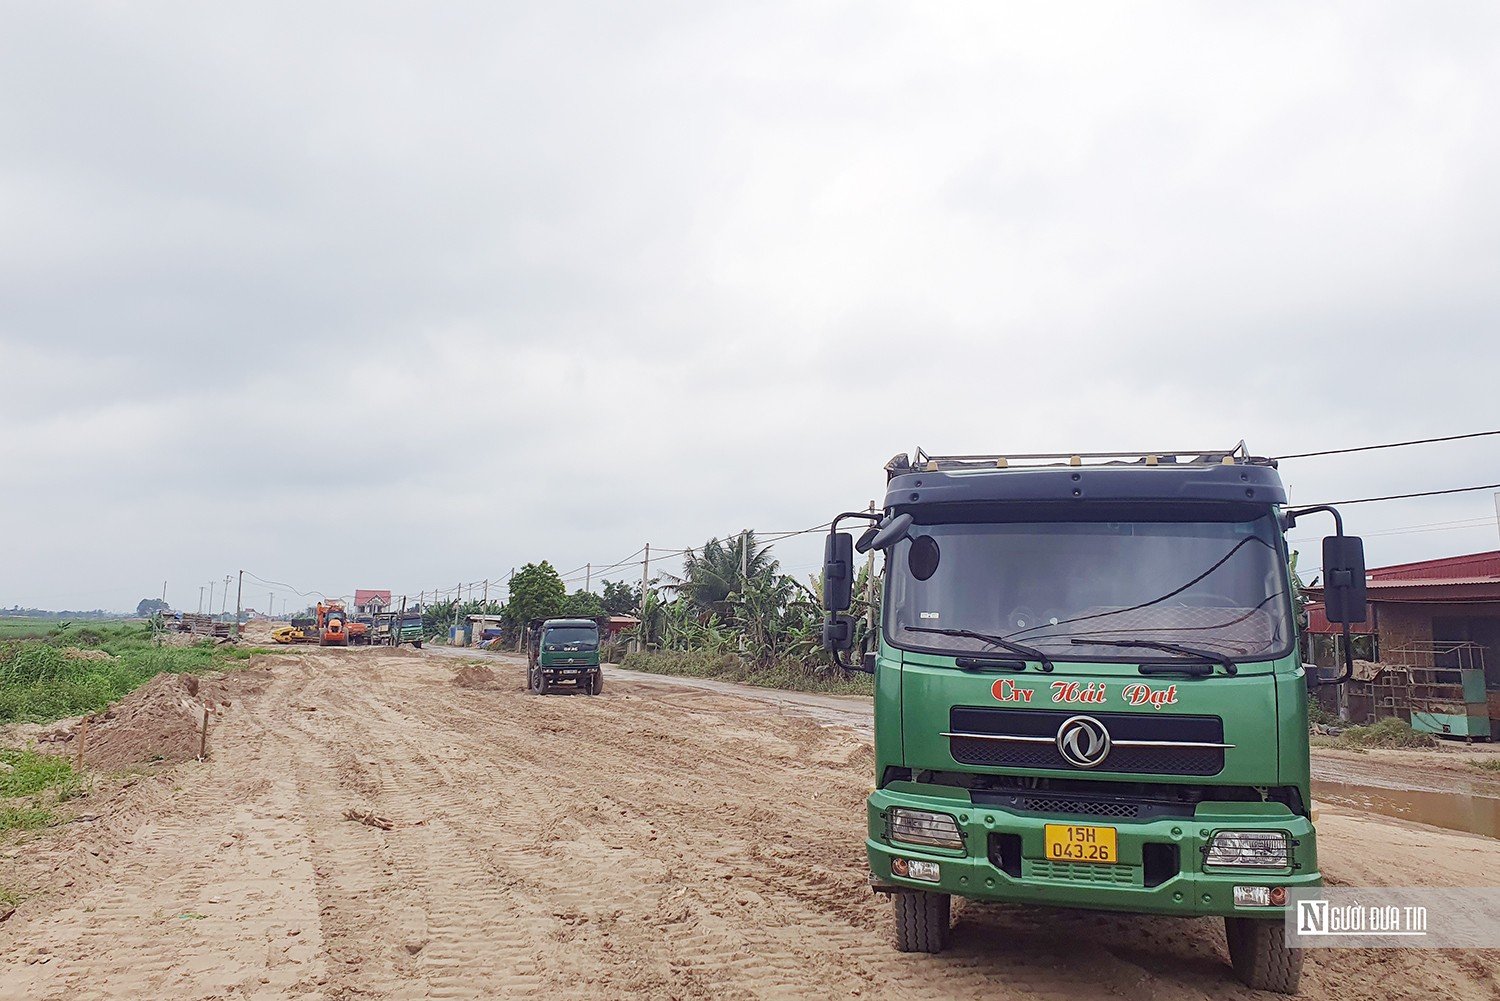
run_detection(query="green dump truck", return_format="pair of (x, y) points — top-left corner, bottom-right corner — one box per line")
(526, 617), (604, 695)
(821, 445), (1366, 994)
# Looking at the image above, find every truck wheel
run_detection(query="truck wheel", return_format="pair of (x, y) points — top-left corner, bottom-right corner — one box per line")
(413, 640), (422, 650)
(588, 670), (603, 696)
(537, 671), (550, 696)
(1225, 917), (1303, 994)
(892, 891), (950, 953)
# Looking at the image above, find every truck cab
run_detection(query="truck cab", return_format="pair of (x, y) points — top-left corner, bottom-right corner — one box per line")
(527, 617), (605, 695)
(822, 445), (1367, 994)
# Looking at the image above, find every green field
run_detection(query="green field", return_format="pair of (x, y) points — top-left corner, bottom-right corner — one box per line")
(0, 620), (265, 726)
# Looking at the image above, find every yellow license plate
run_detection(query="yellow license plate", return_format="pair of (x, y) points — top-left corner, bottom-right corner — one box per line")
(1044, 824), (1118, 864)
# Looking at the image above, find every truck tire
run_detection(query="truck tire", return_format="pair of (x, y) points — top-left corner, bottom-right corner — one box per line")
(413, 640), (422, 649)
(1225, 917), (1302, 994)
(588, 670), (603, 696)
(892, 891), (950, 953)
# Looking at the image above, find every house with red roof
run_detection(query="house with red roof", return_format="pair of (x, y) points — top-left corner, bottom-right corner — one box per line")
(354, 589), (392, 616)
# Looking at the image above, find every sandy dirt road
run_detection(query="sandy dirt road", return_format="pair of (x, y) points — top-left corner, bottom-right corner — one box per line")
(3, 648), (1498, 1000)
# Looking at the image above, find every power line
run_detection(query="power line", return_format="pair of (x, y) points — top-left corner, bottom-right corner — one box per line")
(1304, 482), (1500, 507)
(1274, 429), (1500, 460)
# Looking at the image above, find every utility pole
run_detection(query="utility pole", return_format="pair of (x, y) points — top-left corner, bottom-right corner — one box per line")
(233, 571), (243, 639)
(453, 582), (461, 631)
(162, 580), (167, 604)
(208, 581), (215, 615)
(864, 500), (877, 634)
(740, 530), (749, 655)
(585, 564), (591, 593)
(483, 579), (489, 610)
(221, 575), (231, 616)
(198, 586), (205, 614)
(269, 592), (274, 620)
(638, 544), (650, 648)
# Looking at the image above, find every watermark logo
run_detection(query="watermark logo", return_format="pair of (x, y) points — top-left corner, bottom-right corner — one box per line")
(1287, 889), (1500, 949)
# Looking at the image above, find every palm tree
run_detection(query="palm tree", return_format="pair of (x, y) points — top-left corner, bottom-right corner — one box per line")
(665, 532), (780, 620)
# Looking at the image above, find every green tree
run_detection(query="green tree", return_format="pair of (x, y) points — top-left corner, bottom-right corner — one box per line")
(561, 589), (605, 618)
(503, 562), (567, 634)
(600, 579), (640, 615)
(670, 532), (779, 619)
(136, 598), (169, 617)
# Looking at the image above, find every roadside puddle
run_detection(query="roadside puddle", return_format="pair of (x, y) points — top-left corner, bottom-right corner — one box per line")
(1315, 780), (1500, 840)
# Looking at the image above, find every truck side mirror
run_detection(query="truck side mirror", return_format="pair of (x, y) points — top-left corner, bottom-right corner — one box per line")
(824, 532), (854, 611)
(868, 513), (914, 551)
(1322, 535), (1368, 624)
(823, 613), (854, 652)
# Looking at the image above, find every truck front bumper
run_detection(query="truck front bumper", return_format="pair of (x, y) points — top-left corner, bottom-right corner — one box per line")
(868, 786), (1320, 919)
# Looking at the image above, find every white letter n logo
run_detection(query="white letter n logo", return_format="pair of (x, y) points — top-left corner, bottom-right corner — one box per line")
(1298, 900), (1327, 933)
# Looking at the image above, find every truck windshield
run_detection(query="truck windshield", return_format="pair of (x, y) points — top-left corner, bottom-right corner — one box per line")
(544, 627), (598, 649)
(885, 514), (1292, 661)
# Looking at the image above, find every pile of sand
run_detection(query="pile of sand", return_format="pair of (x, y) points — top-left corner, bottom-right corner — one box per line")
(451, 665), (498, 689)
(35, 671), (261, 770)
(63, 647), (113, 662)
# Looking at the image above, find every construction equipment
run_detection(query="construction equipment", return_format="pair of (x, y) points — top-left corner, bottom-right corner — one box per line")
(317, 601), (351, 647)
(271, 625), (312, 645)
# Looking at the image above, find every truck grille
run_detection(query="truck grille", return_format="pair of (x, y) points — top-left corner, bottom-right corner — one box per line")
(947, 707), (1227, 776)
(1024, 859), (1138, 885)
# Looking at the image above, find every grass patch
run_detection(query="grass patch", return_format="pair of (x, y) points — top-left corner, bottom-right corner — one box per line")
(1325, 717), (1439, 751)
(621, 650), (875, 696)
(0, 886), (19, 907)
(0, 805), (57, 832)
(0, 749), (74, 798)
(1467, 758), (1500, 774)
(0, 621), (263, 726)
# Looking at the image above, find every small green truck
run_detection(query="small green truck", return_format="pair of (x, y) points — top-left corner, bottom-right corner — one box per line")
(526, 617), (604, 695)
(821, 445), (1366, 994)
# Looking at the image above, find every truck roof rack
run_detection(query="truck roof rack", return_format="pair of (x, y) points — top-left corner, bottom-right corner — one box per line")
(890, 441), (1276, 478)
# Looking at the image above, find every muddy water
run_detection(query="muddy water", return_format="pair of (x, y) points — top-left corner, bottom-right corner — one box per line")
(1315, 779), (1500, 840)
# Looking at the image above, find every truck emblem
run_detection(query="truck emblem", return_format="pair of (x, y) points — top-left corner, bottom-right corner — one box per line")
(1056, 715), (1112, 768)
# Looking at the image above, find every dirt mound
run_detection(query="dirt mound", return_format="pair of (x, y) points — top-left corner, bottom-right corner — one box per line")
(62, 647), (113, 662)
(35, 671), (261, 770)
(451, 665), (497, 689)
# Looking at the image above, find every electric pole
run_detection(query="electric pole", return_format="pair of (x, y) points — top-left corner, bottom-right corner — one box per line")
(638, 544), (650, 648)
(585, 564), (591, 593)
(199, 586), (205, 614)
(208, 581), (215, 615)
(232, 571), (243, 640)
(865, 500), (877, 634)
(221, 575), (231, 616)
(740, 530), (749, 655)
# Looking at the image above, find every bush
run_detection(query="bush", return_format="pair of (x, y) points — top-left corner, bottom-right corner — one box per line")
(1334, 717), (1438, 750)
(621, 650), (874, 696)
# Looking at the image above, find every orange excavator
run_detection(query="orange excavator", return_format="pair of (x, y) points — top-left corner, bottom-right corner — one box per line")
(317, 601), (360, 646)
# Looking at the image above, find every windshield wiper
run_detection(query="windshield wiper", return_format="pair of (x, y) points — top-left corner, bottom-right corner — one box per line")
(905, 626), (1055, 673)
(1069, 638), (1237, 676)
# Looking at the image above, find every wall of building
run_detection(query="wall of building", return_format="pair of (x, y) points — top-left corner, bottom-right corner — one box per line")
(1374, 603), (1436, 666)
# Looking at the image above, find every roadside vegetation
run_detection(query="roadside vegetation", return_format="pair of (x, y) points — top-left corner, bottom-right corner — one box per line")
(429, 532), (878, 691)
(0, 620), (263, 726)
(1311, 717), (1439, 752)
(0, 747), (82, 834)
(621, 650), (874, 696)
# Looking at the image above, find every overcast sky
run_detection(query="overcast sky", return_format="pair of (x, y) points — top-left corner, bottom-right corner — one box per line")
(2, 2), (1498, 612)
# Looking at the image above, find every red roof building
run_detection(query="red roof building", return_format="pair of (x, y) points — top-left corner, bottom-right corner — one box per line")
(1306, 550), (1500, 695)
(354, 589), (393, 615)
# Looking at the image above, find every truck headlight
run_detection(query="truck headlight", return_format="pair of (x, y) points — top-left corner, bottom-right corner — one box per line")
(1206, 830), (1290, 869)
(887, 808), (965, 850)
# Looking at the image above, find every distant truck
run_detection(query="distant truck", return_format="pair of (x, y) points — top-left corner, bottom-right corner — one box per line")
(526, 617), (604, 695)
(368, 607), (424, 649)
